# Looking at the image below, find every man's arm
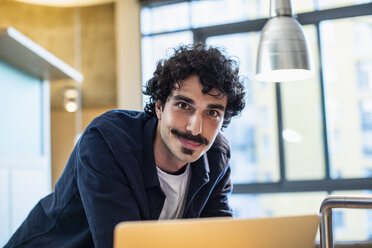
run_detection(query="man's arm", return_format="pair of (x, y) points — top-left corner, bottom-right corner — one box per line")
(76, 127), (142, 248)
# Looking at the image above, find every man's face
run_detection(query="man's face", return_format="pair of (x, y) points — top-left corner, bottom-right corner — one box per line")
(155, 75), (227, 167)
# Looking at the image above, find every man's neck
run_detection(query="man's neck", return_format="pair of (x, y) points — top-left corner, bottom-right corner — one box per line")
(154, 146), (187, 174)
(157, 164), (188, 175)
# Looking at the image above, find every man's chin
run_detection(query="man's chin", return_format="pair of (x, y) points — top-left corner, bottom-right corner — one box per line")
(179, 148), (205, 163)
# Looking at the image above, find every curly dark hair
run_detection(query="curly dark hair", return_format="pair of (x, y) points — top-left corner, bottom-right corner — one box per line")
(143, 43), (246, 129)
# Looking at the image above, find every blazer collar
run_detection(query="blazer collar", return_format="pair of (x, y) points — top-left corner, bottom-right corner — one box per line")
(187, 154), (210, 199)
(142, 116), (160, 188)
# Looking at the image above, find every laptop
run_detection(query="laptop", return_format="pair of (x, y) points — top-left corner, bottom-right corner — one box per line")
(114, 214), (320, 248)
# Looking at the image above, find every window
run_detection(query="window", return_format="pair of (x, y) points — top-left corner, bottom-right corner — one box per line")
(140, 0), (372, 241)
(321, 16), (372, 179)
(141, 31), (193, 103)
(206, 33), (279, 184)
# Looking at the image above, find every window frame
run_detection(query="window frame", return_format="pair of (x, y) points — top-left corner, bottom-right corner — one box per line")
(141, 2), (372, 195)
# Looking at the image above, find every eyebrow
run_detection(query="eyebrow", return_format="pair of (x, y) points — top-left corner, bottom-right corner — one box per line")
(173, 95), (226, 112)
(173, 95), (194, 104)
(208, 104), (225, 111)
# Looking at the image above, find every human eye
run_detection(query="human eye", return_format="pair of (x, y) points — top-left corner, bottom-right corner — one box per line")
(176, 102), (190, 110)
(207, 110), (221, 118)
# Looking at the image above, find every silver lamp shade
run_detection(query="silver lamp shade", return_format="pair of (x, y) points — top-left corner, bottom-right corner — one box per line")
(255, 0), (314, 82)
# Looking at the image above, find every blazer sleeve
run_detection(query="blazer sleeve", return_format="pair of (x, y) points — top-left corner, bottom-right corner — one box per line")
(75, 127), (141, 248)
(200, 163), (233, 218)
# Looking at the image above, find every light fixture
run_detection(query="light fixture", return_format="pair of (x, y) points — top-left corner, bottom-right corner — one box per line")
(282, 128), (303, 143)
(255, 0), (314, 82)
(64, 88), (79, 113)
(63, 86), (83, 143)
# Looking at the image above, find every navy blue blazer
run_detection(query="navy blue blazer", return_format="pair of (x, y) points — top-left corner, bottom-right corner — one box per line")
(5, 110), (232, 248)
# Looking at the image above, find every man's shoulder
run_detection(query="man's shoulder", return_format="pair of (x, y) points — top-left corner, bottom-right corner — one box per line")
(82, 109), (155, 152)
(92, 109), (147, 125)
(87, 109), (150, 133)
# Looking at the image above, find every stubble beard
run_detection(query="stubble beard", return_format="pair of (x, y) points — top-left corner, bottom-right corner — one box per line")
(181, 147), (194, 155)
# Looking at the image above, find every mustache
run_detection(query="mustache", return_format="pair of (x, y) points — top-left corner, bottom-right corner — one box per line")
(170, 128), (209, 146)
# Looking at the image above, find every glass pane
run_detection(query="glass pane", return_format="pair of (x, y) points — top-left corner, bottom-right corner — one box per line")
(0, 167), (9, 245)
(321, 16), (372, 179)
(331, 190), (372, 241)
(292, 0), (316, 13)
(141, 2), (190, 35)
(281, 25), (325, 180)
(11, 168), (50, 234)
(0, 61), (42, 156)
(317, 0), (371, 10)
(230, 192), (326, 218)
(141, 31), (193, 104)
(191, 0), (269, 27)
(190, 0), (314, 27)
(207, 33), (279, 183)
(231, 191), (372, 242)
(141, 0), (315, 34)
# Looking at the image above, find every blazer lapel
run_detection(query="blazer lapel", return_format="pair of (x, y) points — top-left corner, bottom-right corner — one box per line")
(183, 154), (210, 217)
(142, 116), (165, 220)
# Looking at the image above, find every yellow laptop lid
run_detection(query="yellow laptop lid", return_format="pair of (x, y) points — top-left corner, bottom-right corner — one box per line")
(114, 214), (320, 248)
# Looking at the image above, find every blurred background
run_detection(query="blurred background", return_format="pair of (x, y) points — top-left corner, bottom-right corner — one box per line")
(0, 0), (371, 245)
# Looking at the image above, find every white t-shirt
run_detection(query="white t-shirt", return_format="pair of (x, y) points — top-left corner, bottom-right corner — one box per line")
(156, 164), (191, 220)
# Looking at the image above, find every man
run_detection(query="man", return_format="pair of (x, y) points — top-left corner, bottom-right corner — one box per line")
(5, 43), (245, 248)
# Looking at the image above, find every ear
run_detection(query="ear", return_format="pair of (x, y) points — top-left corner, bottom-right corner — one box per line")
(155, 101), (162, 120)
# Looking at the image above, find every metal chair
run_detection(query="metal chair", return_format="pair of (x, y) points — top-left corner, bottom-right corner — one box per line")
(319, 195), (372, 248)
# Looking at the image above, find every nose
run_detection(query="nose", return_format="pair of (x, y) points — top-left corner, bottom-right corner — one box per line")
(186, 113), (202, 136)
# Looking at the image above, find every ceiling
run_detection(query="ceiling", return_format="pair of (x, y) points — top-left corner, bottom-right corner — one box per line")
(15, 0), (115, 7)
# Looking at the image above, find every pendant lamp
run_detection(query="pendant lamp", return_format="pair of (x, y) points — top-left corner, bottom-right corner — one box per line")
(255, 0), (314, 82)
